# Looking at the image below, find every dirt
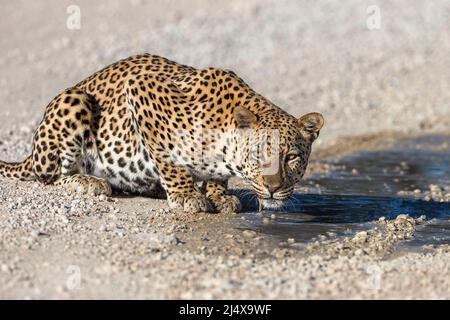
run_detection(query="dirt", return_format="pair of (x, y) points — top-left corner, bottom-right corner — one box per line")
(1, 133), (449, 299)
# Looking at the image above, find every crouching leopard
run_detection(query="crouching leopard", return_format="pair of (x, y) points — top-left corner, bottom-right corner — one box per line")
(0, 54), (324, 213)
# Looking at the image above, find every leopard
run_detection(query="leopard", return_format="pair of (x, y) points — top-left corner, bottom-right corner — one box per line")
(0, 54), (324, 213)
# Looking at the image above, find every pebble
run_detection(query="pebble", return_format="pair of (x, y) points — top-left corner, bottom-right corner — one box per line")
(242, 230), (257, 238)
(327, 232), (337, 237)
(355, 231), (368, 238)
(1, 264), (11, 273)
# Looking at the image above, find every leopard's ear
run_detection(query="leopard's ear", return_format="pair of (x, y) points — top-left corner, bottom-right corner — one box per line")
(234, 107), (257, 129)
(298, 112), (324, 142)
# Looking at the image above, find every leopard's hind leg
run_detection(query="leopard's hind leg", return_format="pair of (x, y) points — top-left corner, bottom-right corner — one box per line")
(32, 88), (111, 196)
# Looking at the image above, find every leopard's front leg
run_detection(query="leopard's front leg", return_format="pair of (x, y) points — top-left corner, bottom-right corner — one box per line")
(157, 162), (212, 213)
(204, 180), (241, 214)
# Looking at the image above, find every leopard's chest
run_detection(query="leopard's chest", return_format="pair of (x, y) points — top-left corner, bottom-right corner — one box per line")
(89, 139), (159, 193)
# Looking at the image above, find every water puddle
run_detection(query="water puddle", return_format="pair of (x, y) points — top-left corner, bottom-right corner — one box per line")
(305, 135), (449, 196)
(237, 135), (450, 248)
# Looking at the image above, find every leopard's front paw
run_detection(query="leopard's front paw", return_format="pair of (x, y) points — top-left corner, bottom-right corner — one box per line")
(209, 194), (241, 214)
(82, 176), (112, 196)
(168, 192), (212, 213)
(56, 175), (112, 196)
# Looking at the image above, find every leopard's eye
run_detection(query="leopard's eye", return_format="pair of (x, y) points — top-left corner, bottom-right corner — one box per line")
(286, 154), (300, 162)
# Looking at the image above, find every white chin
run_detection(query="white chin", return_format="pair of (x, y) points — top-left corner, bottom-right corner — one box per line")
(260, 199), (285, 211)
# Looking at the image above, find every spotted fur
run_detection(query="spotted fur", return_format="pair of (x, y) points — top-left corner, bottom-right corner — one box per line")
(0, 54), (324, 213)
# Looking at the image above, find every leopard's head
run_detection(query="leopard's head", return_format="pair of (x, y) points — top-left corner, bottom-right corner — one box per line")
(233, 106), (324, 210)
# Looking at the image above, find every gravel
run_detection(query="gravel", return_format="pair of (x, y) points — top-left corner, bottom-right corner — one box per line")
(304, 215), (420, 258)
(398, 185), (450, 202)
(0, 0), (450, 299)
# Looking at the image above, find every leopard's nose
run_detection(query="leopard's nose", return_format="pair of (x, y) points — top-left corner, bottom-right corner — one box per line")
(264, 182), (282, 194)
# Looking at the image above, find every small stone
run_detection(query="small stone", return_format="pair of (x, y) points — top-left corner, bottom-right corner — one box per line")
(327, 232), (337, 237)
(355, 231), (367, 238)
(242, 230), (257, 238)
(417, 215), (426, 222)
(108, 222), (117, 230)
(429, 184), (441, 192)
(1, 264), (10, 273)
(272, 248), (290, 259)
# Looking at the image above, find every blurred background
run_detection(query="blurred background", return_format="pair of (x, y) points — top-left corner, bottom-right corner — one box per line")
(1, 0), (449, 148)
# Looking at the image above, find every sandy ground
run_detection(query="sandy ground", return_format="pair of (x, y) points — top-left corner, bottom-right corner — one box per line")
(1, 0), (450, 299)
